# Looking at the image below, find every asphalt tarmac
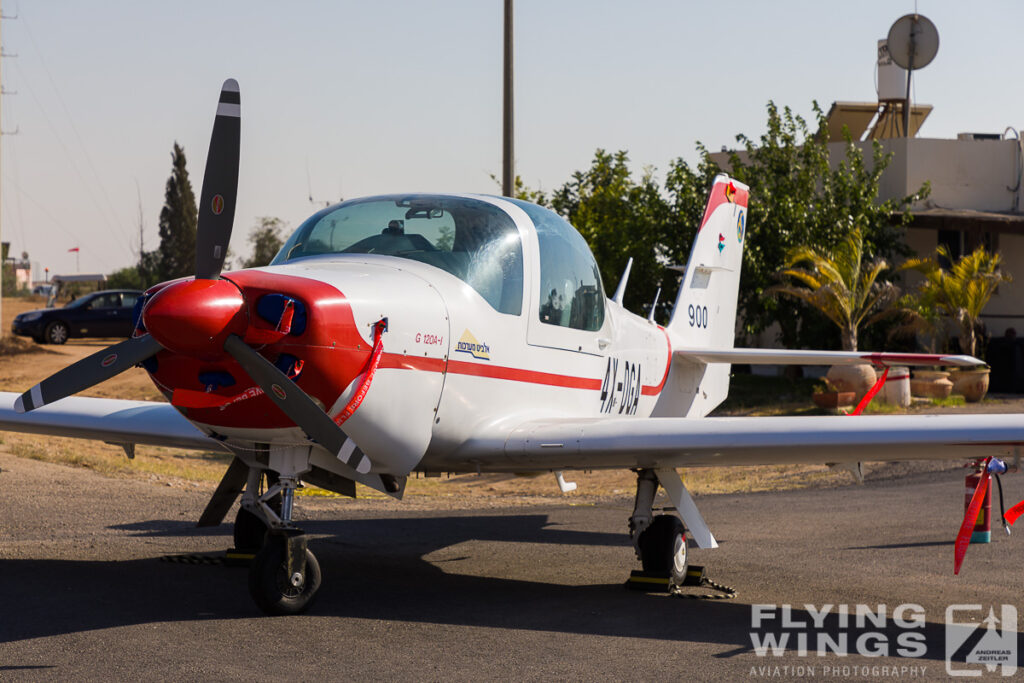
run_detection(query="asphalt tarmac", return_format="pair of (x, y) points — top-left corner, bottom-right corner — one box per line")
(1, 452), (1022, 681)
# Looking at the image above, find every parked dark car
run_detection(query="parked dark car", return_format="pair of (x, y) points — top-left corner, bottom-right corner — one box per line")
(12, 289), (143, 344)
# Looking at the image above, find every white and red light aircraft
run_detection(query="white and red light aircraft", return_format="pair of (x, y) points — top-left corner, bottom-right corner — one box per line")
(1, 80), (1021, 614)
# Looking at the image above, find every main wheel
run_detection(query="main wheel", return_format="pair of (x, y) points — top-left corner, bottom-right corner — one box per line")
(638, 514), (688, 586)
(45, 321), (69, 345)
(233, 508), (268, 551)
(248, 540), (321, 616)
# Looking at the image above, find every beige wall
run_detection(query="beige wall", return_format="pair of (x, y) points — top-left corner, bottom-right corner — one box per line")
(982, 232), (1024, 337)
(870, 138), (1021, 212)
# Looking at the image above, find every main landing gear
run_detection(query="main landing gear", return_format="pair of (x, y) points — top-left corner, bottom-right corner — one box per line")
(628, 468), (718, 587)
(630, 469), (688, 585)
(238, 463), (320, 615)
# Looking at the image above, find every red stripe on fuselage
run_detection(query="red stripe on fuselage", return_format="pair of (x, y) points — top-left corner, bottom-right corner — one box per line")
(380, 346), (671, 396)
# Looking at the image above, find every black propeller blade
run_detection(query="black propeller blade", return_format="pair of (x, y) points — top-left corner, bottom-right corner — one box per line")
(17, 78), (377, 478)
(223, 334), (372, 474)
(195, 78), (241, 280)
(15, 334), (164, 413)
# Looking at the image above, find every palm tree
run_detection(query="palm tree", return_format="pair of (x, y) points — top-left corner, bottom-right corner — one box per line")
(769, 227), (899, 351)
(900, 245), (1011, 358)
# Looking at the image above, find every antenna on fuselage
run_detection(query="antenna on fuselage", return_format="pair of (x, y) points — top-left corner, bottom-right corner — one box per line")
(305, 158), (335, 208)
(647, 287), (661, 323)
(612, 257), (633, 305)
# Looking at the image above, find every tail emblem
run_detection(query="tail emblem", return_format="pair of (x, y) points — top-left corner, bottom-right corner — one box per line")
(724, 182), (737, 203)
(737, 212), (746, 243)
(718, 234), (725, 253)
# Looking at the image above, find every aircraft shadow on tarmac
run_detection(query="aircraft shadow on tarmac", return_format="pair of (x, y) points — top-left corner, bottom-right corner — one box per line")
(3, 512), (1019, 665)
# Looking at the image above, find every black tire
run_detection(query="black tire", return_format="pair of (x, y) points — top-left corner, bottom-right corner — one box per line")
(234, 508), (268, 551)
(31, 335), (44, 344)
(638, 514), (688, 585)
(44, 321), (69, 345)
(248, 541), (321, 616)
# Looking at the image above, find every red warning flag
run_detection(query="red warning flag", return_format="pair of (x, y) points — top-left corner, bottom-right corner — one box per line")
(954, 463), (991, 575)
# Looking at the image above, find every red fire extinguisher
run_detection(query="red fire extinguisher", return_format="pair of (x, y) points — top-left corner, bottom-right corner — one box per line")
(965, 467), (992, 544)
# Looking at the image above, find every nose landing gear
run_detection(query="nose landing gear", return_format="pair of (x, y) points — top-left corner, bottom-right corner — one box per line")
(238, 450), (321, 615)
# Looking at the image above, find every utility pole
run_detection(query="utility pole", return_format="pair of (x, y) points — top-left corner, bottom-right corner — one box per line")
(502, 0), (514, 198)
(1, 0), (6, 333)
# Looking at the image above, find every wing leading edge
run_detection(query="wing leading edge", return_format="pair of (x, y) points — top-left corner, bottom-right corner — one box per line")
(0, 392), (227, 452)
(676, 347), (983, 368)
(452, 413), (1023, 472)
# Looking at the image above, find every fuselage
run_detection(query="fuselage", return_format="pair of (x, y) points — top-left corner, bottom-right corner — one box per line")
(141, 194), (671, 477)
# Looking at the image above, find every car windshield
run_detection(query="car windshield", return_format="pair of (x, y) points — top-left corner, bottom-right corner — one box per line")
(273, 195), (524, 315)
(63, 296), (91, 309)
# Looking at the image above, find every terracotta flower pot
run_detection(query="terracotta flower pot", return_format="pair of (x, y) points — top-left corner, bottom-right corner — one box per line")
(910, 370), (953, 399)
(950, 367), (991, 403)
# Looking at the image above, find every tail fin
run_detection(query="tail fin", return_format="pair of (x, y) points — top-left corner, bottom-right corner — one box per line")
(654, 174), (748, 417)
(667, 173), (749, 347)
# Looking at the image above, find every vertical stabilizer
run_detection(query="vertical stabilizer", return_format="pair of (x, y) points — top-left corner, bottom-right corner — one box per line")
(667, 173), (749, 346)
(655, 174), (749, 417)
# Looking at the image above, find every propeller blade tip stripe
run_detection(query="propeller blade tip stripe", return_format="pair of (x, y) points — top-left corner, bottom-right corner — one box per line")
(222, 78), (239, 92)
(15, 383), (43, 413)
(337, 438), (356, 463)
(353, 452), (371, 475)
(216, 102), (240, 118)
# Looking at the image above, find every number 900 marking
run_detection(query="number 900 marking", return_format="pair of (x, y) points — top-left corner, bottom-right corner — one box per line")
(688, 304), (709, 328)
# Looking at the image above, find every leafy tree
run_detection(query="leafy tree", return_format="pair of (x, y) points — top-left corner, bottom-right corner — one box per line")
(900, 246), (1012, 358)
(551, 150), (672, 315)
(106, 266), (148, 290)
(726, 102), (927, 348)
(154, 143), (198, 281)
(769, 227), (899, 351)
(243, 217), (287, 268)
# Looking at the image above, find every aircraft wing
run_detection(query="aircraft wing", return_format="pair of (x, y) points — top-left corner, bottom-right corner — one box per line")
(0, 392), (228, 452)
(676, 347), (983, 367)
(456, 413), (1023, 471)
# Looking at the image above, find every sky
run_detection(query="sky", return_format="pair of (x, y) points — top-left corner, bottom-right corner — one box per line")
(2, 0), (1023, 277)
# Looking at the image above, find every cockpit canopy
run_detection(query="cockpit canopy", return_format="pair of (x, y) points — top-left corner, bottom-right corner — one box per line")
(273, 194), (605, 330)
(274, 195), (523, 315)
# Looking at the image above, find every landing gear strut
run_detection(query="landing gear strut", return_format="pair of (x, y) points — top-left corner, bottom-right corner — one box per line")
(234, 470), (282, 552)
(629, 469), (689, 585)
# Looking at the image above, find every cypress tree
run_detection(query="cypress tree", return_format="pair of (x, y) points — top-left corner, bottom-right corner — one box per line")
(155, 142), (198, 281)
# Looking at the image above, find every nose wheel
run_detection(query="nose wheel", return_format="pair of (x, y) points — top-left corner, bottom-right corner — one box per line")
(249, 530), (322, 615)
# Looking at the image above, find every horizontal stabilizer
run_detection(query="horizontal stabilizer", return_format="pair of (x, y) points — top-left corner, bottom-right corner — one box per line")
(675, 347), (983, 368)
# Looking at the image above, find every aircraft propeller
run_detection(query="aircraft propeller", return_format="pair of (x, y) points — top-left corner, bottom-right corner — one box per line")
(13, 78), (371, 476)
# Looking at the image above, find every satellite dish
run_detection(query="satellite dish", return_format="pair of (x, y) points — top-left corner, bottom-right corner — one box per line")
(887, 14), (939, 70)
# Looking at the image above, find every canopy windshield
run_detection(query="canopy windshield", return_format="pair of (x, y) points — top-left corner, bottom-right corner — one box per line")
(273, 195), (523, 315)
